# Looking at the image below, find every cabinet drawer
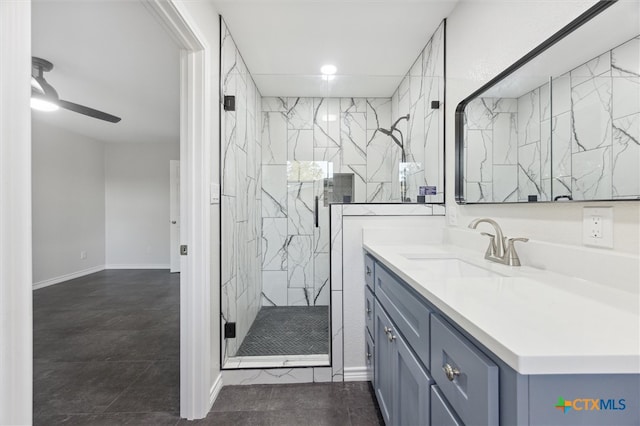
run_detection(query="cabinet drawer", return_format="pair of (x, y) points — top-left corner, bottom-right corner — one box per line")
(364, 254), (375, 290)
(375, 262), (431, 369)
(365, 329), (374, 376)
(365, 286), (374, 339)
(431, 315), (498, 426)
(431, 385), (464, 426)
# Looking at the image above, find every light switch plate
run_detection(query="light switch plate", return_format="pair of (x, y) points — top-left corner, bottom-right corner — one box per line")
(583, 207), (613, 248)
(210, 183), (220, 204)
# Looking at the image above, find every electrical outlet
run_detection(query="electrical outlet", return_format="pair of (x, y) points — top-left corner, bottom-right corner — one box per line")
(80, 250), (87, 260)
(583, 207), (613, 248)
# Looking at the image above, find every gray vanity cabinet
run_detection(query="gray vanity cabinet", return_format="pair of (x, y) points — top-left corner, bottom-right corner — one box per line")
(374, 299), (431, 426)
(365, 252), (640, 426)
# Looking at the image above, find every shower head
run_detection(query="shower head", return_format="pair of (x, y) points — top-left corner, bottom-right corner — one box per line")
(390, 114), (410, 131)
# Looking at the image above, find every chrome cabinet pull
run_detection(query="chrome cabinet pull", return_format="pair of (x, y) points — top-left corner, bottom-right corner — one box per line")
(383, 326), (396, 342)
(443, 363), (460, 381)
(366, 266), (371, 276)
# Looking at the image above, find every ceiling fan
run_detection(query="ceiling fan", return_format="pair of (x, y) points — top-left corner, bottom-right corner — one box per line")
(31, 57), (121, 123)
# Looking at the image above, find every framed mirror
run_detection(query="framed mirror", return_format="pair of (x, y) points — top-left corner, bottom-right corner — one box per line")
(455, 0), (639, 203)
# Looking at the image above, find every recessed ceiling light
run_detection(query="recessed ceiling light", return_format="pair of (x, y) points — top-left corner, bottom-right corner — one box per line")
(320, 64), (337, 75)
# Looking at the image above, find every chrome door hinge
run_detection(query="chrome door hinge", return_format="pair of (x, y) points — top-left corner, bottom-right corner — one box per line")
(180, 245), (188, 256)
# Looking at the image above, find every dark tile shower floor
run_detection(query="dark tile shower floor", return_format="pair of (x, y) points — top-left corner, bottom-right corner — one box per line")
(236, 306), (329, 356)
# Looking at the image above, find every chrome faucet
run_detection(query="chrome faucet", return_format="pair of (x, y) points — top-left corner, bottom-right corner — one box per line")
(468, 218), (528, 266)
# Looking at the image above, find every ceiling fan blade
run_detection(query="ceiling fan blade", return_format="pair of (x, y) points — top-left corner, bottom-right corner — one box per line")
(58, 99), (121, 123)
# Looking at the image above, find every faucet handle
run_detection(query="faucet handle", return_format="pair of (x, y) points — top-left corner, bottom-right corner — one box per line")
(506, 237), (529, 266)
(480, 232), (497, 256)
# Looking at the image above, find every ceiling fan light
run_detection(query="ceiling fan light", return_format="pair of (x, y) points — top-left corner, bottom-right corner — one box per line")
(31, 96), (59, 112)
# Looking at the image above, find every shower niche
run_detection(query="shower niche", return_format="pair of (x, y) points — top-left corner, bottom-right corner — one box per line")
(220, 17), (445, 369)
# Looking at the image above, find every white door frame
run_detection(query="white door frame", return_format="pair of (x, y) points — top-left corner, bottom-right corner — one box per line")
(0, 1), (33, 424)
(169, 160), (180, 273)
(145, 0), (212, 419)
(0, 0), (212, 421)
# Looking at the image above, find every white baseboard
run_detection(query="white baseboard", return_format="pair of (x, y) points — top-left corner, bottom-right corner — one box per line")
(33, 265), (106, 290)
(209, 373), (223, 408)
(344, 366), (372, 382)
(104, 264), (170, 270)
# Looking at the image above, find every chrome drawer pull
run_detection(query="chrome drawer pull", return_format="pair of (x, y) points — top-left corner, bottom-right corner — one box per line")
(366, 308), (372, 314)
(387, 332), (396, 342)
(366, 266), (371, 276)
(443, 363), (460, 381)
(367, 352), (372, 359)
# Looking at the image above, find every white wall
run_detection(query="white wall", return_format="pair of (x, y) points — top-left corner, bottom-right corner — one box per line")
(105, 142), (179, 268)
(32, 118), (106, 285)
(446, 0), (640, 256)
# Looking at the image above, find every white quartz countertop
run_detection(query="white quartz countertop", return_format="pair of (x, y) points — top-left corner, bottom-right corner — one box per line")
(363, 241), (640, 375)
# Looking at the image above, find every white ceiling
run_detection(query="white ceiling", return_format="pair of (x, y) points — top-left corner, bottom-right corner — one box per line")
(31, 1), (180, 145)
(31, 0), (458, 143)
(212, 0), (458, 97)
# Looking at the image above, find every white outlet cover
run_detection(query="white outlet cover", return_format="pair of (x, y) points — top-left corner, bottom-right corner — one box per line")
(582, 207), (613, 248)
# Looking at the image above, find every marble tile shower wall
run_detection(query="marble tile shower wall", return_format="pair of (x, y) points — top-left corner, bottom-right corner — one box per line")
(465, 35), (639, 202)
(260, 96), (392, 307)
(221, 22), (263, 358)
(390, 21), (445, 204)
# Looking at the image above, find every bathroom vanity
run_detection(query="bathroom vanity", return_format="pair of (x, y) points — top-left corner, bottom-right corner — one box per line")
(363, 241), (639, 425)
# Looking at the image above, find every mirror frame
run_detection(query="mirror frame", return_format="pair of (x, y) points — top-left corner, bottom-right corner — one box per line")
(454, 0), (620, 204)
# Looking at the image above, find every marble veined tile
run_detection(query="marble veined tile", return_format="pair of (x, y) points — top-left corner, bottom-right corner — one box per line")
(366, 182), (395, 202)
(366, 130), (397, 183)
(341, 112), (367, 165)
(341, 97), (367, 113)
(236, 221), (249, 296)
(287, 98), (313, 130)
(313, 252), (330, 306)
(330, 205), (343, 291)
(313, 98), (340, 148)
(612, 37), (639, 120)
(262, 97), (287, 112)
(262, 218), (287, 271)
(262, 112), (288, 164)
(465, 181), (491, 203)
(571, 51), (611, 87)
(288, 288), (313, 306)
(287, 182), (314, 236)
(539, 82), (551, 122)
(222, 368), (314, 385)
(314, 147), (341, 172)
(572, 146), (612, 200)
(465, 98), (495, 130)
(517, 142), (542, 201)
(571, 77), (612, 153)
(552, 73), (571, 116)
(493, 113), (517, 165)
(221, 196), (236, 284)
(366, 98), (391, 130)
(466, 130), (492, 182)
(612, 113), (640, 197)
(235, 150), (248, 222)
(331, 290), (344, 382)
(493, 165), (518, 202)
(222, 117), (237, 197)
(262, 165), (287, 218)
(262, 271), (288, 306)
(552, 112), (572, 178)
(288, 129), (314, 161)
(407, 99), (426, 164)
(517, 89), (541, 146)
(287, 235), (313, 289)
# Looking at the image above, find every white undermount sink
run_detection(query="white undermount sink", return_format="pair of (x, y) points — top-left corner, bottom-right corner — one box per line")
(400, 256), (504, 278)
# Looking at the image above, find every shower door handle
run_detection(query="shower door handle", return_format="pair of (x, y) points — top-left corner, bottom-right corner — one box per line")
(314, 196), (319, 228)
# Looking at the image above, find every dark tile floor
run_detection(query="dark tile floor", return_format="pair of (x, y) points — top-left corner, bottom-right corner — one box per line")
(33, 270), (383, 426)
(184, 382), (384, 426)
(33, 269), (181, 425)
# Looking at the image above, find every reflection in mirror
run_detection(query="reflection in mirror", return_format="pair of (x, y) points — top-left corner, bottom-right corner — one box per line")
(457, 0), (640, 203)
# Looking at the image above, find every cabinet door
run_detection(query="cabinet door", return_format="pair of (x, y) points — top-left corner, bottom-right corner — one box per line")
(374, 300), (394, 425)
(394, 330), (432, 426)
